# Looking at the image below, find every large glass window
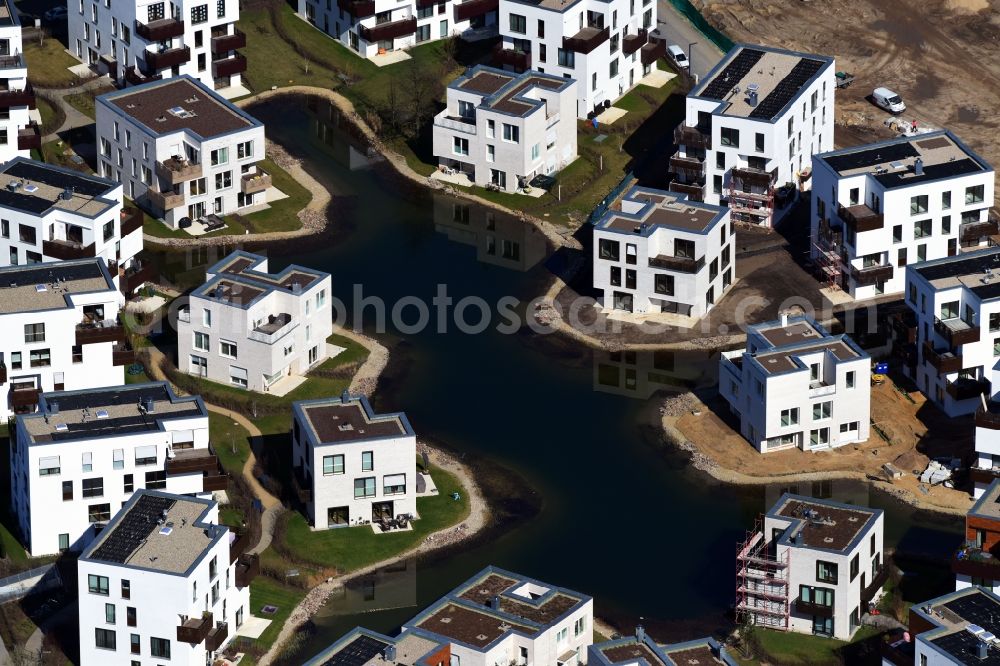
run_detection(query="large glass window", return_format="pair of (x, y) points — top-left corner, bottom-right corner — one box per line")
(780, 408), (799, 426)
(88, 575), (110, 595)
(95, 628), (116, 650)
(910, 194), (928, 215)
(353, 477), (376, 498)
(82, 477), (104, 498)
(361, 451), (374, 472)
(720, 127), (739, 147)
(967, 184), (985, 204)
(88, 503), (111, 523)
(508, 13), (526, 33)
(323, 454), (344, 475)
(599, 239), (620, 261)
(190, 4), (207, 23)
(24, 323), (45, 343)
(150, 637), (171, 659)
(816, 560), (838, 583)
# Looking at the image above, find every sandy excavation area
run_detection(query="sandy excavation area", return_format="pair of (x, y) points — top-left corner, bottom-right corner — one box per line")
(692, 0), (1000, 207)
(666, 379), (976, 513)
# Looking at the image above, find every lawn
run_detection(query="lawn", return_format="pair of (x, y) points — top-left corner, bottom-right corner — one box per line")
(210, 412), (254, 474)
(24, 37), (81, 88)
(246, 577), (307, 664)
(752, 627), (882, 665)
(64, 83), (116, 119)
(0, 601), (37, 654)
(280, 462), (469, 572)
(39, 140), (91, 173)
(239, 6), (345, 92)
(224, 157), (310, 233)
(36, 95), (64, 135)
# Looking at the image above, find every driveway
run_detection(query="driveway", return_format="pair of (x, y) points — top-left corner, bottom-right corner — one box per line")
(655, 0), (723, 81)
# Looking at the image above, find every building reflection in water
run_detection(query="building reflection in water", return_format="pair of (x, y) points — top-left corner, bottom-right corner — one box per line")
(433, 196), (548, 272)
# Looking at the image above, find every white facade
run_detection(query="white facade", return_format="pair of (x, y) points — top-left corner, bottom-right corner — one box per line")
(95, 76), (268, 229)
(739, 495), (885, 641)
(811, 130), (996, 300)
(497, 0), (658, 119)
(592, 185), (734, 320)
(297, 0), (497, 60)
(905, 248), (1000, 418)
(0, 258), (126, 425)
(672, 44), (835, 228)
(177, 251), (333, 393)
(10, 382), (219, 556)
(291, 393), (416, 529)
(67, 0), (244, 91)
(77, 491), (252, 666)
(0, 0), (39, 162)
(433, 65), (577, 192)
(719, 315), (871, 453)
(0, 157), (143, 284)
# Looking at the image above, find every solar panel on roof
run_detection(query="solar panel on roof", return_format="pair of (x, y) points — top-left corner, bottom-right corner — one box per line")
(749, 58), (824, 120)
(931, 630), (1000, 665)
(0, 188), (59, 214)
(4, 161), (111, 197)
(90, 494), (177, 564)
(0, 261), (104, 287)
(321, 635), (390, 666)
(945, 593), (1000, 637)
(873, 159), (983, 188)
(699, 48), (765, 100)
(52, 385), (171, 411)
(822, 142), (919, 172)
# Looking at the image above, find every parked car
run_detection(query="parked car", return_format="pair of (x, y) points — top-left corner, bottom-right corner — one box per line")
(43, 6), (68, 21)
(667, 45), (689, 70)
(872, 87), (906, 114)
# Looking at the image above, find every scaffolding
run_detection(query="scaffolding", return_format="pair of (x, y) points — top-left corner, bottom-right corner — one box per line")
(728, 168), (776, 228)
(736, 520), (790, 631)
(813, 218), (844, 288)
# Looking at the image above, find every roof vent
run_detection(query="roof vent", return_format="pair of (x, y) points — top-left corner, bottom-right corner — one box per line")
(746, 82), (759, 107)
(341, 389), (351, 404)
(6, 180), (20, 191)
(55, 423), (68, 432)
(382, 645), (397, 661)
(439, 617), (452, 624)
(155, 116), (167, 123)
(49, 401), (59, 415)
(337, 423), (354, 432)
(59, 187), (74, 200)
(914, 157), (924, 176)
(184, 95), (200, 104)
(143, 397), (155, 414)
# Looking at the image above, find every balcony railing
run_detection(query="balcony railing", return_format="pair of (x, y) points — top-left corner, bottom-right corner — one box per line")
(674, 124), (712, 150)
(795, 597), (834, 618)
(213, 53), (247, 78)
(731, 165), (777, 187)
(176, 613), (213, 644)
(211, 29), (246, 54)
(0, 84), (35, 109)
(952, 547), (1000, 582)
(934, 316), (980, 347)
(121, 207), (144, 236)
(946, 377), (990, 401)
(143, 45), (190, 72)
(203, 473), (228, 492)
(922, 341), (962, 374)
(622, 28), (648, 55)
(970, 466), (1000, 485)
(976, 403), (1000, 430)
(649, 254), (704, 274)
(247, 313), (296, 344)
(850, 263), (894, 286)
(241, 170), (271, 195)
(165, 447), (219, 475)
(229, 530), (250, 564)
(76, 321), (125, 346)
(235, 554), (259, 588)
(10, 387), (39, 408)
(0, 53), (25, 70)
(861, 565), (889, 605)
(434, 113), (477, 135)
(454, 0), (498, 21)
(42, 239), (95, 260)
(17, 123), (40, 151)
(146, 188), (184, 211)
(640, 38), (666, 66)
(121, 261), (156, 294)
(563, 26), (609, 54)
(960, 218), (999, 243)
(359, 16), (417, 42)
(337, 0), (376, 18)
(112, 343), (136, 366)
(205, 622), (229, 652)
(838, 203), (884, 232)
(124, 66), (161, 86)
(669, 154), (704, 175)
(668, 181), (705, 202)
(135, 17), (185, 41)
(155, 157), (202, 185)
(492, 43), (531, 71)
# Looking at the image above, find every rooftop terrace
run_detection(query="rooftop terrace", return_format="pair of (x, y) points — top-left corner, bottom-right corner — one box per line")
(196, 250), (327, 308)
(0, 158), (118, 218)
(772, 496), (879, 552)
(0, 259), (115, 315)
(913, 248), (1000, 301)
(595, 186), (727, 236)
(454, 66), (572, 118)
(303, 631), (444, 666)
(744, 317), (862, 376)
(297, 394), (412, 445)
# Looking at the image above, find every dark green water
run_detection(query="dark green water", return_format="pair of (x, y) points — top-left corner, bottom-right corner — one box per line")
(166, 97), (964, 659)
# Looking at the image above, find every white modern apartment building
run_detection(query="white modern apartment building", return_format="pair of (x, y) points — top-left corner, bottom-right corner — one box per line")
(10, 382), (225, 556)
(0, 258), (127, 424)
(298, 0), (498, 60)
(0, 158), (144, 290)
(96, 76), (268, 229)
(67, 0), (245, 92)
(904, 248), (1000, 417)
(496, 0), (661, 119)
(811, 130), (996, 300)
(952, 479), (1000, 590)
(719, 315), (871, 453)
(0, 0), (41, 162)
(303, 566), (593, 666)
(432, 65), (577, 192)
(737, 494), (885, 640)
(291, 392), (416, 529)
(671, 44), (835, 228)
(77, 490), (255, 666)
(590, 629), (737, 665)
(178, 251), (332, 393)
(592, 185), (734, 319)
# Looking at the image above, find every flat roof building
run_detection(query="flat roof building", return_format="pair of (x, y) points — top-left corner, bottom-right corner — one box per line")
(0, 0), (40, 162)
(589, 629), (737, 665)
(953, 479), (1000, 594)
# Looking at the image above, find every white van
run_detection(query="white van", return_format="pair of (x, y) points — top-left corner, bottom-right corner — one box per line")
(873, 87), (906, 114)
(668, 45), (689, 70)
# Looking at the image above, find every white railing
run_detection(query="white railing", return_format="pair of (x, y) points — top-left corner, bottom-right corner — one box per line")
(434, 112), (477, 135)
(247, 319), (297, 344)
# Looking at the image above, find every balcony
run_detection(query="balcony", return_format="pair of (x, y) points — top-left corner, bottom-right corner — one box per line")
(960, 218), (999, 243)
(42, 239), (95, 260)
(229, 530), (250, 564)
(0, 84), (35, 109)
(203, 473), (228, 492)
(124, 66), (161, 86)
(121, 207), (144, 237)
(623, 29), (648, 56)
(155, 157), (202, 185)
(434, 112), (477, 135)
(922, 341), (962, 374)
(235, 554), (259, 588)
(563, 26), (609, 54)
(120, 261), (156, 294)
(838, 203), (884, 232)
(112, 343), (136, 366)
(359, 16), (417, 42)
(211, 29), (246, 54)
(10, 386), (39, 408)
(861, 566), (889, 605)
(946, 376), (990, 401)
(241, 170), (271, 195)
(0, 53), (24, 71)
(17, 123), (40, 151)
(849, 263), (894, 286)
(213, 53), (247, 78)
(977, 402), (1000, 430)
(649, 254), (704, 274)
(492, 44), (531, 71)
(177, 613), (213, 645)
(952, 547), (1000, 582)
(934, 316), (980, 347)
(293, 466), (313, 504)
(247, 313), (296, 344)
(669, 154), (704, 176)
(337, 0), (376, 18)
(454, 0), (497, 21)
(143, 45), (190, 72)
(165, 447), (220, 475)
(76, 321), (125, 346)
(731, 166), (777, 188)
(135, 17), (185, 41)
(674, 124), (712, 150)
(668, 180), (705, 202)
(640, 38), (666, 66)
(146, 188), (184, 211)
(205, 622), (229, 652)
(795, 597), (834, 618)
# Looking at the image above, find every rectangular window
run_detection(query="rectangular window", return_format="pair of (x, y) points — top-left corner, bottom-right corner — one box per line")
(816, 560), (838, 583)
(39, 455), (60, 476)
(29, 349), (51, 368)
(720, 127), (739, 147)
(10, 352), (20, 370)
(361, 451), (374, 472)
(353, 477), (376, 498)
(88, 503), (111, 523)
(942, 191), (952, 209)
(809, 428), (830, 448)
(63, 480), (73, 501)
(215, 170), (233, 189)
(557, 48), (575, 68)
(105, 603), (116, 624)
(130, 633), (140, 654)
(127, 607), (137, 627)
(150, 637), (171, 659)
(383, 474), (406, 495)
(220, 340), (238, 358)
(913, 219), (931, 239)
(654, 274), (674, 295)
(134, 445), (157, 466)
(113, 449), (124, 470)
(967, 184), (985, 204)
(24, 322), (45, 343)
(780, 408), (799, 426)
(508, 13), (526, 33)
(323, 454), (344, 475)
(82, 452), (93, 473)
(850, 554), (859, 581)
(991, 313), (1000, 332)
(88, 575), (110, 595)
(145, 470), (166, 490)
(812, 402), (831, 420)
(123, 474), (133, 493)
(190, 3), (207, 23)
(452, 136), (469, 156)
(910, 194), (928, 215)
(82, 477), (104, 498)
(121, 579), (130, 599)
(598, 238), (620, 261)
(502, 124), (519, 143)
(193, 331), (209, 352)
(95, 628), (116, 650)
(846, 371), (855, 388)
(237, 141), (253, 159)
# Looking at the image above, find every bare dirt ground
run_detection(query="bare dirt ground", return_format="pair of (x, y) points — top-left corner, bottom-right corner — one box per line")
(666, 378), (975, 513)
(693, 0), (1000, 208)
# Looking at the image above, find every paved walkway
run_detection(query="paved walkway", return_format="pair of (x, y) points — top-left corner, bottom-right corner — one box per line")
(20, 603), (76, 664)
(40, 75), (111, 142)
